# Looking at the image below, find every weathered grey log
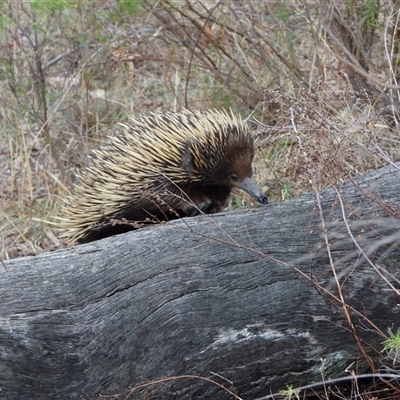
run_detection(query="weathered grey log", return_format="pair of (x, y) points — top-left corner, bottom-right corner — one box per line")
(1, 163), (400, 399)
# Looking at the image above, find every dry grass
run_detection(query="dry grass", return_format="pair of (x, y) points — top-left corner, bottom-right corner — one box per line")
(1, 0), (399, 263)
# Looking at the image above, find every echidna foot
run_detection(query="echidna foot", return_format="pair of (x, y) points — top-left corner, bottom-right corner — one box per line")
(182, 198), (215, 217)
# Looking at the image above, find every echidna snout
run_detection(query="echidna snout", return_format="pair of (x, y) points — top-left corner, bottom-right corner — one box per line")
(235, 177), (268, 205)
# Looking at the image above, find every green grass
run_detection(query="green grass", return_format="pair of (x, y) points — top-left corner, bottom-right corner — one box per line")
(382, 328), (400, 365)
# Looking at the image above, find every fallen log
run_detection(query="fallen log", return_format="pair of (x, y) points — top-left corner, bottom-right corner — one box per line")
(1, 163), (400, 399)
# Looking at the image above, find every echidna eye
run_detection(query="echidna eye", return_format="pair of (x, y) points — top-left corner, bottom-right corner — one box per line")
(230, 173), (238, 182)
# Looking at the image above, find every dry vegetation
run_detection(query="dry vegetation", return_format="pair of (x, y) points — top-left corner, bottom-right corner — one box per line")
(0, 7), (398, 234)
(1, 1), (400, 398)
(1, 0), (399, 259)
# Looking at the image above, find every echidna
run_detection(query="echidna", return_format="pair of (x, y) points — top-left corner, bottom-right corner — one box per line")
(61, 109), (268, 243)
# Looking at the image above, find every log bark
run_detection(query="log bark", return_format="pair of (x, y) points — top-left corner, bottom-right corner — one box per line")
(1, 163), (400, 399)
